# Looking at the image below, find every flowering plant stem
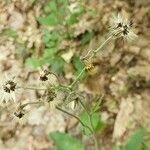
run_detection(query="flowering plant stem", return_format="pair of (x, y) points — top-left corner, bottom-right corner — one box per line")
(69, 68), (86, 89)
(57, 102), (99, 150)
(18, 86), (46, 90)
(78, 99), (99, 150)
(18, 85), (71, 92)
(69, 34), (115, 90)
(20, 101), (42, 109)
(56, 106), (93, 134)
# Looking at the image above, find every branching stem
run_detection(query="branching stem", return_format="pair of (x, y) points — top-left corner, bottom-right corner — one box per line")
(56, 106), (93, 134)
(78, 99), (99, 150)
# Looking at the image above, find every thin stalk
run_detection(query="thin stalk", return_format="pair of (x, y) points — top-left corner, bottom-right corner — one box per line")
(82, 29), (123, 60)
(79, 99), (99, 150)
(18, 85), (70, 92)
(48, 71), (62, 85)
(69, 31), (117, 89)
(53, 85), (71, 92)
(69, 68), (86, 89)
(94, 35), (113, 53)
(56, 106), (93, 134)
(18, 86), (46, 91)
(20, 101), (42, 109)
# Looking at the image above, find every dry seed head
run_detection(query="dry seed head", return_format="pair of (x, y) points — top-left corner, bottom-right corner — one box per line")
(0, 76), (18, 103)
(110, 14), (137, 41)
(14, 110), (25, 119)
(14, 104), (26, 119)
(3, 80), (17, 93)
(13, 103), (28, 125)
(43, 89), (57, 102)
(39, 69), (50, 81)
(40, 89), (62, 109)
(13, 108), (27, 125)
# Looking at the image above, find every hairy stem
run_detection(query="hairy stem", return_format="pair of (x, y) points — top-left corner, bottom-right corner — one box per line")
(56, 106), (93, 134)
(18, 86), (46, 91)
(79, 99), (99, 150)
(70, 33), (116, 89)
(69, 68), (86, 89)
(20, 101), (42, 109)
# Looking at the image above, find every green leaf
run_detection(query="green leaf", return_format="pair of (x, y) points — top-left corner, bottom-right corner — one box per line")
(47, 1), (57, 12)
(43, 48), (56, 58)
(80, 112), (106, 135)
(123, 129), (145, 150)
(25, 57), (40, 68)
(50, 57), (65, 74)
(81, 31), (94, 45)
(143, 143), (150, 150)
(72, 56), (86, 80)
(43, 30), (62, 48)
(2, 28), (17, 38)
(66, 7), (84, 25)
(113, 145), (121, 150)
(67, 14), (78, 25)
(50, 131), (84, 150)
(38, 14), (59, 26)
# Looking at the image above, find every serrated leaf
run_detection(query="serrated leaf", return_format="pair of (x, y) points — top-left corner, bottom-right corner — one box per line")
(38, 14), (59, 26)
(80, 112), (106, 135)
(123, 129), (145, 150)
(67, 7), (84, 25)
(43, 48), (56, 58)
(50, 131), (84, 150)
(43, 30), (62, 48)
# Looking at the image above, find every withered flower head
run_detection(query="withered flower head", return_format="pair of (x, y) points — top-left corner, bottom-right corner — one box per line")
(0, 76), (18, 103)
(43, 89), (57, 102)
(40, 89), (62, 108)
(14, 110), (25, 119)
(13, 107), (27, 125)
(3, 80), (17, 93)
(110, 14), (137, 41)
(39, 69), (50, 81)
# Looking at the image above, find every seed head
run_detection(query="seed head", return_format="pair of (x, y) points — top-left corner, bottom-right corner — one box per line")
(43, 90), (57, 102)
(39, 69), (50, 82)
(13, 106), (27, 125)
(3, 80), (17, 93)
(40, 89), (61, 108)
(110, 14), (137, 41)
(14, 111), (25, 119)
(0, 76), (18, 103)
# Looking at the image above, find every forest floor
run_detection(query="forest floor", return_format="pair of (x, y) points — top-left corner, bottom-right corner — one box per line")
(0, 0), (150, 150)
